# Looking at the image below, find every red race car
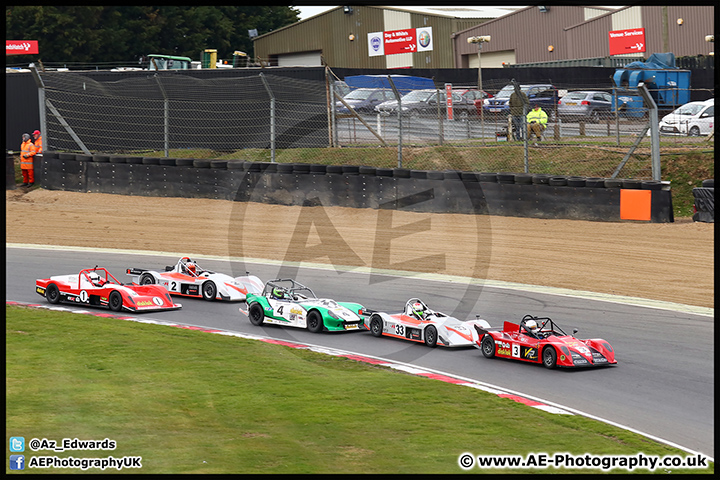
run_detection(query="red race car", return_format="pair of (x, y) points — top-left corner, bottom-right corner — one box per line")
(471, 314), (617, 369)
(36, 267), (182, 313)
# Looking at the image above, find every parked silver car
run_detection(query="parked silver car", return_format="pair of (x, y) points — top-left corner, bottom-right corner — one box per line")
(557, 90), (613, 122)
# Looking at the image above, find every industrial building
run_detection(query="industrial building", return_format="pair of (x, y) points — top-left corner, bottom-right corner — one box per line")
(253, 5), (714, 69)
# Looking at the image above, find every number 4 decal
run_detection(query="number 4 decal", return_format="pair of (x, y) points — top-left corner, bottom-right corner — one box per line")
(277, 306), (284, 315)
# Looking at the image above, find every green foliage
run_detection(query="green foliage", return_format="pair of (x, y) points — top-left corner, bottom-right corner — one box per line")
(5, 6), (300, 64)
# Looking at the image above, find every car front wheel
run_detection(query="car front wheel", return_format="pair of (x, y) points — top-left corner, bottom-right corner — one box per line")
(370, 316), (383, 337)
(481, 335), (496, 358)
(424, 325), (438, 348)
(201, 281), (217, 301)
(109, 291), (123, 312)
(307, 311), (324, 333)
(248, 303), (265, 326)
(542, 346), (557, 369)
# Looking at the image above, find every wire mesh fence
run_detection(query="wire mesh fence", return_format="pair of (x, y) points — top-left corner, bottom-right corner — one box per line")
(39, 68), (713, 181)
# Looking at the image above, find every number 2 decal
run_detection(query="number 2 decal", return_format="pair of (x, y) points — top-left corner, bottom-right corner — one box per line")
(171, 281), (178, 291)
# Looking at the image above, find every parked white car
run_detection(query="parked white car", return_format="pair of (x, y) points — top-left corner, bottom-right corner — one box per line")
(658, 99), (714, 136)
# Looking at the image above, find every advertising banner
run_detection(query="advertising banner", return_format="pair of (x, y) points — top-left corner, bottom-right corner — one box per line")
(608, 28), (645, 56)
(368, 27), (433, 57)
(6, 40), (39, 55)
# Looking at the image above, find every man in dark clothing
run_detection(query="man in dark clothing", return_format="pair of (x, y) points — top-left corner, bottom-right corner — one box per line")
(509, 90), (529, 141)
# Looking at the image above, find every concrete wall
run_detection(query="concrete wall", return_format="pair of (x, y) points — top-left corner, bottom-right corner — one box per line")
(35, 152), (674, 223)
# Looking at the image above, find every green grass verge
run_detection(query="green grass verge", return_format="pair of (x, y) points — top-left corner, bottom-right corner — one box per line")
(6, 305), (713, 474)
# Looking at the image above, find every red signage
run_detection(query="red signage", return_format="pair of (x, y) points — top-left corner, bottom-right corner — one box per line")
(608, 28), (645, 56)
(445, 83), (454, 120)
(6, 40), (39, 55)
(383, 29), (418, 56)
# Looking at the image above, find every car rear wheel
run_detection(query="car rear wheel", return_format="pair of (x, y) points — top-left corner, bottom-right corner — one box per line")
(481, 335), (496, 358)
(370, 316), (383, 337)
(45, 283), (61, 304)
(201, 281), (217, 301)
(248, 303), (265, 326)
(109, 291), (123, 312)
(139, 273), (155, 285)
(424, 325), (438, 348)
(542, 346), (557, 369)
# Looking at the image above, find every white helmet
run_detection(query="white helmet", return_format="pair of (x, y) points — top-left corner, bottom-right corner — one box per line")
(525, 319), (538, 333)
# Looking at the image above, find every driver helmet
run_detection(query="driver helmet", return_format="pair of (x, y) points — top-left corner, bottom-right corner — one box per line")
(525, 319), (539, 334)
(272, 287), (285, 299)
(186, 261), (197, 275)
(411, 301), (426, 318)
(88, 272), (103, 285)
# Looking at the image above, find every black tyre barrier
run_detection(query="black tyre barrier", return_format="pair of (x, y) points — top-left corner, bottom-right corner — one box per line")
(410, 170), (427, 179)
(76, 154), (92, 162)
(641, 181), (663, 190)
(210, 160), (228, 169)
(514, 174), (533, 185)
(310, 164), (327, 174)
(263, 163), (277, 173)
(497, 172), (515, 184)
(93, 155), (110, 163)
(443, 170), (461, 180)
(548, 176), (567, 186)
(276, 163), (294, 173)
(375, 168), (393, 177)
(43, 151), (59, 160)
(566, 176), (586, 187)
(692, 186), (714, 223)
(426, 171), (445, 180)
(701, 179), (714, 188)
(393, 168), (411, 178)
(245, 162), (261, 172)
(193, 159), (211, 168)
(621, 179), (642, 189)
(6, 155), (16, 190)
(108, 156), (127, 163)
(532, 174), (551, 185)
(342, 165), (360, 175)
(58, 153), (76, 161)
(158, 158), (176, 166)
(359, 166), (376, 176)
(479, 173), (498, 183)
(226, 160), (245, 169)
(585, 177), (605, 188)
(460, 172), (480, 182)
(126, 157), (143, 164)
(175, 158), (195, 167)
(142, 157), (161, 165)
(604, 179), (623, 188)
(326, 165), (343, 174)
(293, 163), (310, 174)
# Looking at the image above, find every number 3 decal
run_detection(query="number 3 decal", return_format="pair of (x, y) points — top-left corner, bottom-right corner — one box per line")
(512, 343), (520, 358)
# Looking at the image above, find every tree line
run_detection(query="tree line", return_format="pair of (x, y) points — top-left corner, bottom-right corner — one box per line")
(5, 6), (300, 66)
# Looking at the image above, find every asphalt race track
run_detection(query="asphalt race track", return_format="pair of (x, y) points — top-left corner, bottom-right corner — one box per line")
(6, 245), (714, 459)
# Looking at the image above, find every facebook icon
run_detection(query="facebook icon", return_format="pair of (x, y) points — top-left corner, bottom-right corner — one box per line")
(10, 454), (25, 470)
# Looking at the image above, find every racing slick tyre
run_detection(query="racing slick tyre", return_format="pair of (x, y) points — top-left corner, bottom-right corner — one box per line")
(139, 273), (155, 285)
(424, 325), (438, 348)
(45, 283), (61, 304)
(481, 335), (496, 358)
(307, 310), (324, 333)
(201, 281), (217, 301)
(109, 291), (123, 312)
(542, 346), (558, 369)
(369, 316), (384, 337)
(248, 303), (265, 326)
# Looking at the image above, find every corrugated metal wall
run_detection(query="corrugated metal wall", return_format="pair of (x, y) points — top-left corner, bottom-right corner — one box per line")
(254, 5), (490, 69)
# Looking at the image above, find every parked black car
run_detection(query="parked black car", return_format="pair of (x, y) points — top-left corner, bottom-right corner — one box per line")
(336, 87), (393, 114)
(481, 84), (558, 119)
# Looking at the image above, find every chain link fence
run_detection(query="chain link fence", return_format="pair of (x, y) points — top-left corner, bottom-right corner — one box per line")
(38, 68), (713, 181)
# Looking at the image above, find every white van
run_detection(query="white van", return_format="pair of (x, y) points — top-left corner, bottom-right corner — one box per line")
(658, 99), (714, 136)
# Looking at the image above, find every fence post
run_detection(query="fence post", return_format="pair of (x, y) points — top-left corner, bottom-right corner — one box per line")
(388, 76), (402, 168)
(31, 67), (48, 152)
(153, 74), (169, 157)
(259, 73), (276, 162)
(638, 83), (661, 181)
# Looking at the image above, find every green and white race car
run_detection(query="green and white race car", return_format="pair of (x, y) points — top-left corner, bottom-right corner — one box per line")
(240, 278), (367, 333)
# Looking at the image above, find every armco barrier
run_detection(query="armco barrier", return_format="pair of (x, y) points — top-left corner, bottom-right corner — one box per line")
(37, 153), (674, 222)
